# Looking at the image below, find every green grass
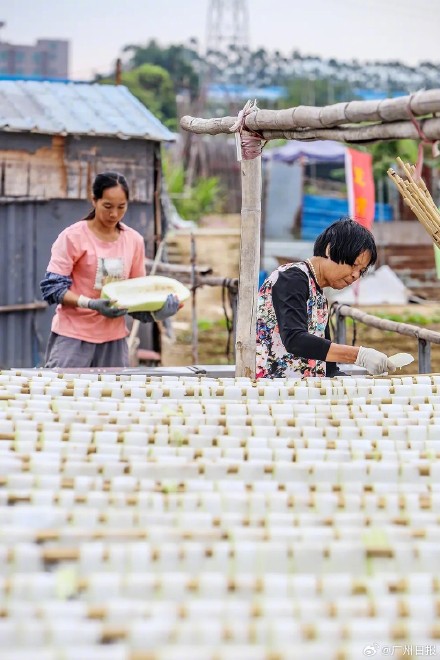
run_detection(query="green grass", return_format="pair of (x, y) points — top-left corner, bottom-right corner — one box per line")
(197, 317), (229, 331)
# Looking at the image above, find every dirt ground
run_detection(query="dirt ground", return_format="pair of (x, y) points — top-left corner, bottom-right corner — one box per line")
(161, 215), (240, 368)
(161, 217), (440, 376)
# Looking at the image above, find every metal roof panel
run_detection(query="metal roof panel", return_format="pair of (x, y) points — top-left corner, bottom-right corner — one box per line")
(0, 80), (175, 141)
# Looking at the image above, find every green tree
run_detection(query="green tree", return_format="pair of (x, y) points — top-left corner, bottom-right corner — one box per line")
(281, 76), (360, 108)
(123, 40), (200, 101)
(100, 63), (177, 130)
(364, 140), (419, 182)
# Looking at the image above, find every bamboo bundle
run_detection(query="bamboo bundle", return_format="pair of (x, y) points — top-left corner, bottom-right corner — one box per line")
(387, 157), (440, 248)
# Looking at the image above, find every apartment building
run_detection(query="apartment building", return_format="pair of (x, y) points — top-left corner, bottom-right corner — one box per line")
(0, 38), (69, 79)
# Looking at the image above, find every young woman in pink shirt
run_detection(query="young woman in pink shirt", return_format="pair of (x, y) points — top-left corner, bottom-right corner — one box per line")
(40, 172), (179, 368)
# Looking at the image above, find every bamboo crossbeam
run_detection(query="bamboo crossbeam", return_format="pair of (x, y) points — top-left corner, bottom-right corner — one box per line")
(387, 158), (440, 249)
(181, 116), (440, 144)
(181, 89), (440, 136)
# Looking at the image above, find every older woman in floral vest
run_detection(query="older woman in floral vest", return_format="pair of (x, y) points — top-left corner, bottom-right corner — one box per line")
(256, 218), (396, 379)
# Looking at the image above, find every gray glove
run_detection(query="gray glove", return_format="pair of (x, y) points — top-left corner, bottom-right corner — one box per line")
(87, 298), (127, 318)
(152, 294), (180, 321)
(355, 346), (397, 376)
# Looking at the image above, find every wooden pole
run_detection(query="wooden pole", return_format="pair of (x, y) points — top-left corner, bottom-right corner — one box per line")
(336, 303), (440, 344)
(181, 89), (440, 134)
(115, 58), (122, 85)
(181, 116), (440, 144)
(235, 155), (262, 378)
(190, 233), (198, 364)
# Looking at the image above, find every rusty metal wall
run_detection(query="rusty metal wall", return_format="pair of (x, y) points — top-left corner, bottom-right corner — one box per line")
(0, 198), (155, 368)
(0, 202), (38, 367)
(0, 135), (156, 202)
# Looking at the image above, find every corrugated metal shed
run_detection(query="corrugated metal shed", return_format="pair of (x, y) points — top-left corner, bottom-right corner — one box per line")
(0, 80), (175, 142)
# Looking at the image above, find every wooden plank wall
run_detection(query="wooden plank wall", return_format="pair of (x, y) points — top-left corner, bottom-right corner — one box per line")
(0, 135), (155, 202)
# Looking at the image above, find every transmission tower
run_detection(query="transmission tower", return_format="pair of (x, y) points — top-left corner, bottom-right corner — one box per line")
(183, 1), (251, 190)
(206, 0), (250, 55)
(205, 0), (251, 97)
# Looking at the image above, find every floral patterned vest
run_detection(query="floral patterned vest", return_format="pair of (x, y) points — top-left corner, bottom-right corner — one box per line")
(256, 262), (329, 379)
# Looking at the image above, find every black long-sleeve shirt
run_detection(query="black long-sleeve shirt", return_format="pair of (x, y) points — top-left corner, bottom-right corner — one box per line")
(271, 266), (340, 376)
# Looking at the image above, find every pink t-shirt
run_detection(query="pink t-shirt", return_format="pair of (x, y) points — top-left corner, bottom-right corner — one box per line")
(47, 220), (146, 343)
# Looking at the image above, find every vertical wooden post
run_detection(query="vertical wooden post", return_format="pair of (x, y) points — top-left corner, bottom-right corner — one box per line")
(235, 155), (262, 378)
(335, 309), (347, 345)
(190, 233), (199, 364)
(418, 338), (431, 374)
(115, 58), (122, 85)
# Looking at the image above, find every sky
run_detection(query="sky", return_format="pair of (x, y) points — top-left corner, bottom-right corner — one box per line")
(1, 0), (439, 80)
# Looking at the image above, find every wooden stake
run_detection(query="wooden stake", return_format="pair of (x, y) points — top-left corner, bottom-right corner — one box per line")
(190, 233), (198, 364)
(235, 156), (262, 379)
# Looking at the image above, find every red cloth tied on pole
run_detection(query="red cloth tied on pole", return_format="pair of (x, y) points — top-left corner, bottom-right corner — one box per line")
(345, 148), (375, 230)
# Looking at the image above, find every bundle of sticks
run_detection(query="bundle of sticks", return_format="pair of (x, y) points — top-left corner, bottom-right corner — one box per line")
(387, 157), (440, 248)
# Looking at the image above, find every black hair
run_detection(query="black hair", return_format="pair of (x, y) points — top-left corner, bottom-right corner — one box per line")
(84, 171), (130, 229)
(313, 217), (377, 268)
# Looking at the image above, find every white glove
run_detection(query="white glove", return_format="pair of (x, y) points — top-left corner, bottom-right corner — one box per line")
(355, 346), (397, 376)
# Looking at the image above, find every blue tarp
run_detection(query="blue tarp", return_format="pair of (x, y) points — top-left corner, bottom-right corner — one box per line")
(301, 195), (392, 241)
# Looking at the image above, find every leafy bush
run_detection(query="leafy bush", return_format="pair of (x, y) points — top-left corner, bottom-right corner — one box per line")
(164, 162), (225, 222)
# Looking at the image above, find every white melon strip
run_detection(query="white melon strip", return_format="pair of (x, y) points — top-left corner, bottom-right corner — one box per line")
(388, 352), (415, 368)
(102, 275), (191, 312)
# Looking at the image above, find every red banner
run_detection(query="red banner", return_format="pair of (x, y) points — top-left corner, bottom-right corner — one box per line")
(345, 148), (375, 230)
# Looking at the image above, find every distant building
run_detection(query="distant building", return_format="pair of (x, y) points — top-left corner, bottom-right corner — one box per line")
(0, 38), (69, 80)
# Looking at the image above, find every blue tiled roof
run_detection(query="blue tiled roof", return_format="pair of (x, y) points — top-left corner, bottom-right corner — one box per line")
(0, 80), (175, 141)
